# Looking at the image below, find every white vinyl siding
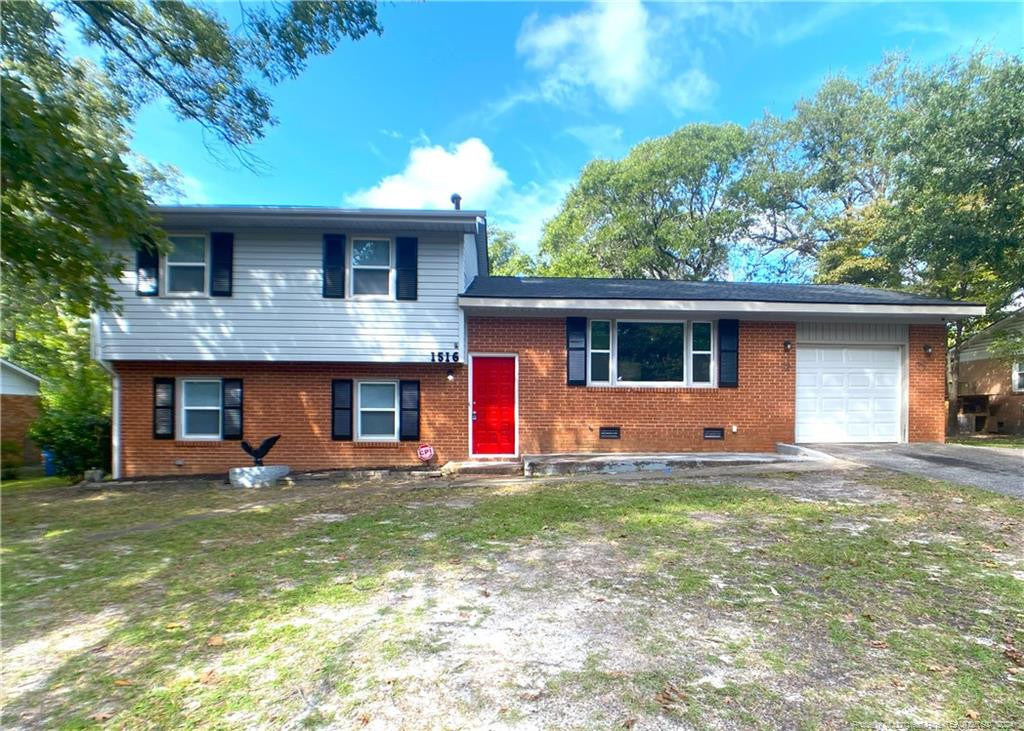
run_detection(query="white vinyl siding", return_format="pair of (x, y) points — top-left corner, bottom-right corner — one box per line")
(796, 322), (908, 345)
(97, 231), (462, 362)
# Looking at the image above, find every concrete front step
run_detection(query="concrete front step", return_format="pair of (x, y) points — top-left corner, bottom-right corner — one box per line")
(522, 452), (805, 477)
(440, 460), (524, 477)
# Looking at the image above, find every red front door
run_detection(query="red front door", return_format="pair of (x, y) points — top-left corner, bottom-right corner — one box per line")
(471, 356), (517, 455)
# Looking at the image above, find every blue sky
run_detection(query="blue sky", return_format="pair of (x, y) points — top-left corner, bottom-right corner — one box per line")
(130, 1), (1022, 252)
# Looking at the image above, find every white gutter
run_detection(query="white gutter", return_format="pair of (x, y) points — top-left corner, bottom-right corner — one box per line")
(457, 296), (986, 319)
(91, 312), (120, 480)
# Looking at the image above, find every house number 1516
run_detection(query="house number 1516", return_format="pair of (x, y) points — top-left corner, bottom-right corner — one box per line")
(430, 351), (460, 363)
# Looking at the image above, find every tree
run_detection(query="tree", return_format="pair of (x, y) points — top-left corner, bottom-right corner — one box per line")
(740, 58), (906, 281)
(537, 124), (752, 280)
(1, 0), (380, 314)
(488, 228), (535, 276)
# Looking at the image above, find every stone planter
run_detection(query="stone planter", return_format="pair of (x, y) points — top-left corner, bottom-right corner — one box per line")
(228, 465), (290, 488)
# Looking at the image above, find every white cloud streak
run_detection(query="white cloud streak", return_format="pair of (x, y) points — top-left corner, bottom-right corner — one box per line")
(509, 0), (716, 116)
(345, 138), (570, 252)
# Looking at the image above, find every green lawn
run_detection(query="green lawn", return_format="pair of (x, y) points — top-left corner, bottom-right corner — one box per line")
(948, 435), (1024, 449)
(1, 474), (71, 493)
(1, 468), (1022, 729)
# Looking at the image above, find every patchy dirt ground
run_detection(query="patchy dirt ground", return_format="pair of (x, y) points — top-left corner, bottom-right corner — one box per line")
(2, 465), (1022, 729)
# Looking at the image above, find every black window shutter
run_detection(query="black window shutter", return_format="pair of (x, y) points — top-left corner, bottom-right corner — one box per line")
(331, 379), (353, 440)
(153, 378), (175, 439)
(395, 237), (418, 301)
(399, 380), (420, 441)
(210, 232), (234, 297)
(136, 246), (159, 296)
(718, 319), (739, 388)
(566, 317), (587, 386)
(323, 234), (346, 298)
(222, 379), (243, 440)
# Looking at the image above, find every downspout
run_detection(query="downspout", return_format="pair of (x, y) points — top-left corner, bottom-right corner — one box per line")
(91, 313), (121, 480)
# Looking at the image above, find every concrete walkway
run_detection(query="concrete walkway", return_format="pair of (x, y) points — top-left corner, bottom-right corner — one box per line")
(807, 443), (1023, 498)
(523, 451), (806, 477)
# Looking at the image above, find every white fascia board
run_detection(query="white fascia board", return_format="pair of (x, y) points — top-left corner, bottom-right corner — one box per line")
(457, 297), (986, 319)
(0, 359), (42, 383)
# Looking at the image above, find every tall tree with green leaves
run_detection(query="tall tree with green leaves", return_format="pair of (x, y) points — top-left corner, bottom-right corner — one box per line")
(1, 0), (380, 315)
(537, 124), (752, 280)
(488, 227), (535, 276)
(2, 1), (380, 474)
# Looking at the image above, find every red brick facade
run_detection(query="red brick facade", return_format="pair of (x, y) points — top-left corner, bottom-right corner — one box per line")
(114, 318), (949, 477)
(468, 317), (796, 453)
(907, 324), (947, 443)
(115, 362), (467, 478)
(1, 394), (41, 464)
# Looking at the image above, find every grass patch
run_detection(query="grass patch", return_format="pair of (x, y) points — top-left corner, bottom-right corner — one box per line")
(1, 474), (70, 492)
(2, 470), (1022, 729)
(948, 435), (1024, 449)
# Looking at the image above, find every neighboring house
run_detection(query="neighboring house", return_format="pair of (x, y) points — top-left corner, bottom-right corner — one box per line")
(1, 359), (42, 465)
(954, 310), (1024, 434)
(91, 206), (985, 479)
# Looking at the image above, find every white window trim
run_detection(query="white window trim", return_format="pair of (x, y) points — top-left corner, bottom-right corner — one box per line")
(690, 321), (715, 386)
(179, 378), (222, 440)
(585, 319), (717, 388)
(355, 380), (399, 441)
(587, 320), (612, 385)
(1013, 362), (1024, 393)
(163, 233), (209, 298)
(349, 236), (394, 300)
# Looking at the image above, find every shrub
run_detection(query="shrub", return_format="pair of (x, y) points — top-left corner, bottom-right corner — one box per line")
(29, 409), (110, 480)
(1, 440), (23, 480)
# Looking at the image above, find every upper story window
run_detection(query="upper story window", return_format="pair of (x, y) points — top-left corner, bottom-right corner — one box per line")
(1013, 362), (1023, 393)
(165, 235), (208, 295)
(351, 238), (392, 297)
(587, 319), (716, 387)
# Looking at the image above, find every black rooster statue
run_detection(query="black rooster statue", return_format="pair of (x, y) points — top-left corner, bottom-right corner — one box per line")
(241, 435), (281, 466)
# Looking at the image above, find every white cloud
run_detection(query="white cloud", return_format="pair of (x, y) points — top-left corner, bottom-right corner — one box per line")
(345, 138), (509, 210)
(344, 137), (569, 251)
(517, 0), (653, 110)
(494, 178), (574, 252)
(662, 68), (717, 114)
(507, 0), (722, 117)
(565, 124), (624, 156)
(770, 3), (855, 46)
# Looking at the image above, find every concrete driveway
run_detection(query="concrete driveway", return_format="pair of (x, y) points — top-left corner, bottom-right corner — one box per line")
(808, 443), (1023, 498)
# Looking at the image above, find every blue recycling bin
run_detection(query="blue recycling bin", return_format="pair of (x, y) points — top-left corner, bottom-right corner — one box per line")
(42, 450), (57, 476)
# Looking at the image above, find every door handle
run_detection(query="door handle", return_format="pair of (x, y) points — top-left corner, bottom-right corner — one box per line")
(472, 411), (477, 421)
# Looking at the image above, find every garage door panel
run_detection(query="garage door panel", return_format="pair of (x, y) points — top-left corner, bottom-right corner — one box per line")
(795, 346), (902, 444)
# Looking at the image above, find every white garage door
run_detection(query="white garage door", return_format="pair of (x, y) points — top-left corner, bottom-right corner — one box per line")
(796, 347), (902, 443)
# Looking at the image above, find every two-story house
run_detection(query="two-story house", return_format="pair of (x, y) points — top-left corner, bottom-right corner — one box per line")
(92, 205), (985, 479)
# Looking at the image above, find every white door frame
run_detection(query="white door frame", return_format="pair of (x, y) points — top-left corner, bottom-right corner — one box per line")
(468, 353), (519, 458)
(794, 343), (906, 444)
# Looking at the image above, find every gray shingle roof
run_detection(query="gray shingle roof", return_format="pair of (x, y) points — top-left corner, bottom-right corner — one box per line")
(463, 276), (978, 307)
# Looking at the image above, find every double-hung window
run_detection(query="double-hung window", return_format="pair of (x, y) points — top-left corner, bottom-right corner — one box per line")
(1013, 362), (1024, 393)
(165, 235), (207, 295)
(589, 320), (612, 383)
(351, 238), (392, 297)
(357, 381), (398, 440)
(181, 380), (221, 439)
(585, 319), (716, 387)
(690, 322), (713, 384)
